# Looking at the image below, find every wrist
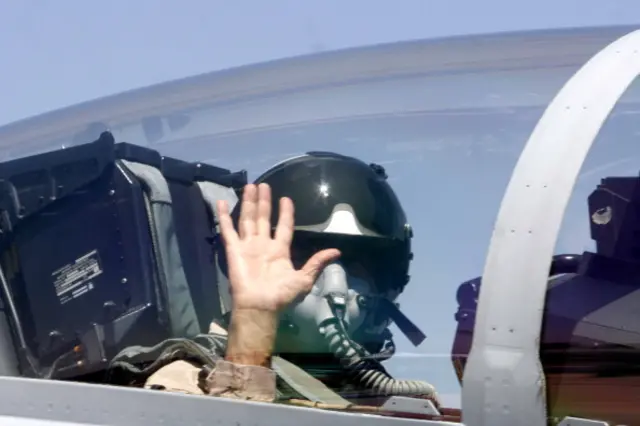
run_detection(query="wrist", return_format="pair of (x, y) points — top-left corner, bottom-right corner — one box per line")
(225, 308), (279, 367)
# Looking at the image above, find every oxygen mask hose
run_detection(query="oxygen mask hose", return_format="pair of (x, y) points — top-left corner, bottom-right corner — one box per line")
(320, 293), (437, 400)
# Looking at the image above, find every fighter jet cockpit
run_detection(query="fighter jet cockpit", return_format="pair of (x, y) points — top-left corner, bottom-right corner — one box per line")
(0, 25), (639, 426)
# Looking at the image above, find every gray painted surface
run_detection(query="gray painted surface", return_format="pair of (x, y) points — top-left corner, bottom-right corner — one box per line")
(0, 377), (459, 426)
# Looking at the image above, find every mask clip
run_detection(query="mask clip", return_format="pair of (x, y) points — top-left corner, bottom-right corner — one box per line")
(325, 293), (347, 322)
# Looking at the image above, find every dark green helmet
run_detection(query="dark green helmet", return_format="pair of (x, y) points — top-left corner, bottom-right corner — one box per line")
(234, 151), (414, 291)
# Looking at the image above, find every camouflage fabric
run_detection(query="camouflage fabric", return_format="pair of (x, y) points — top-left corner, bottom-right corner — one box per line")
(145, 358), (276, 402)
(111, 321), (348, 404)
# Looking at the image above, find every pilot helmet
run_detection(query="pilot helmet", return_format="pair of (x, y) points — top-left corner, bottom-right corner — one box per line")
(234, 151), (418, 357)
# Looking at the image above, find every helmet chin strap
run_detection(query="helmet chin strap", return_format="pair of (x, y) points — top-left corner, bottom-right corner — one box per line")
(354, 294), (426, 348)
(378, 299), (426, 347)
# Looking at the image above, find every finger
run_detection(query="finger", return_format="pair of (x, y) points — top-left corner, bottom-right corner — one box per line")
(300, 248), (341, 282)
(257, 183), (272, 237)
(274, 196), (294, 246)
(239, 184), (257, 238)
(216, 199), (239, 246)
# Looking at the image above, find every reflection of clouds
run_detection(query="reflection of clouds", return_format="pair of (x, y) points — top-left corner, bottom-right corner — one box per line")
(385, 134), (524, 157)
(385, 140), (426, 153)
(477, 134), (521, 154)
(615, 109), (640, 116)
(136, 69), (571, 149)
(577, 157), (640, 182)
(157, 107), (557, 170)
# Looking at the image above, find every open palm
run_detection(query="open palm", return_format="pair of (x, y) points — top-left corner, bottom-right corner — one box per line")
(216, 183), (340, 313)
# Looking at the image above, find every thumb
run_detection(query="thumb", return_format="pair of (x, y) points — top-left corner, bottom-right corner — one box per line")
(300, 248), (341, 282)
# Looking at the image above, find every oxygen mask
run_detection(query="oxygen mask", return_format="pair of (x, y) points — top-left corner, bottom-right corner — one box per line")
(277, 260), (435, 399)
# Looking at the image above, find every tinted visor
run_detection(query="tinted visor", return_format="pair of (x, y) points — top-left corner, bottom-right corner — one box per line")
(254, 153), (408, 240)
(290, 231), (411, 292)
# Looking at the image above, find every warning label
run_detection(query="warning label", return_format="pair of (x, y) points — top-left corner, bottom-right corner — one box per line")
(52, 249), (103, 305)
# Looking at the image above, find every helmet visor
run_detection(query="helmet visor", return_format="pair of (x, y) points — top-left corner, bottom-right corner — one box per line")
(253, 154), (408, 240)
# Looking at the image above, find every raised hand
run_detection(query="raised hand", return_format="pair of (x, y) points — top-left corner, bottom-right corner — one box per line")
(216, 183), (341, 313)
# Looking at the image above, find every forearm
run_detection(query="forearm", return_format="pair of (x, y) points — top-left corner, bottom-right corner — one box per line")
(204, 309), (278, 402)
(225, 308), (278, 367)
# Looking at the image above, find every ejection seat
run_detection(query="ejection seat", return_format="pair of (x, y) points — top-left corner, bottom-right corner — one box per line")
(0, 131), (245, 381)
(160, 154), (247, 331)
(0, 131), (450, 420)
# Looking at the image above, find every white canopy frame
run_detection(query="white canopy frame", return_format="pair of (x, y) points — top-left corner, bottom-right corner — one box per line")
(461, 29), (640, 426)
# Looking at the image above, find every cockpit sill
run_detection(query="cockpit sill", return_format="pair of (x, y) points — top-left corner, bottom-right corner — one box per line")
(0, 375), (462, 425)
